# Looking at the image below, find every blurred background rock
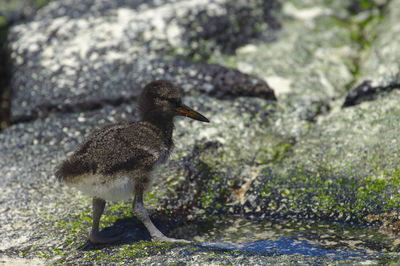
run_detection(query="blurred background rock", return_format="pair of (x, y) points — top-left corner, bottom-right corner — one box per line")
(0, 0), (52, 130)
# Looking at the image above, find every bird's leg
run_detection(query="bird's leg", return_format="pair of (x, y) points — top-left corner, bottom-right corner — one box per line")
(89, 197), (122, 244)
(133, 190), (190, 243)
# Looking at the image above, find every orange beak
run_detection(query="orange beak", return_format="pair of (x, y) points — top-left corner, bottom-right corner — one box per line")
(175, 104), (209, 122)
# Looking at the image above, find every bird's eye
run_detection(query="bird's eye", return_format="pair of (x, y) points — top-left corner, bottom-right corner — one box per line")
(157, 96), (170, 102)
(158, 96), (180, 106)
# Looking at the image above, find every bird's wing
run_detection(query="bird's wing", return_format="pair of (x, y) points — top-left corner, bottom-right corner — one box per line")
(80, 122), (169, 175)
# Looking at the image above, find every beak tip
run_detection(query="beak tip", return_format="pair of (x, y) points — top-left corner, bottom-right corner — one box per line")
(176, 105), (210, 123)
(194, 114), (210, 123)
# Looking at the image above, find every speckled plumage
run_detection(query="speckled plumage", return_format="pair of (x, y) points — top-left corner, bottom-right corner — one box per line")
(55, 121), (172, 200)
(55, 80), (209, 244)
(55, 81), (179, 199)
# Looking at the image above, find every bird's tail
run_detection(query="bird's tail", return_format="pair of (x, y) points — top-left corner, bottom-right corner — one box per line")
(55, 157), (91, 183)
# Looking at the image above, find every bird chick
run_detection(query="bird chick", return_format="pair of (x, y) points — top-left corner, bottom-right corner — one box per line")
(55, 80), (209, 244)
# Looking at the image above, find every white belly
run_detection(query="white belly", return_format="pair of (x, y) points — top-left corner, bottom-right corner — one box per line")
(68, 173), (136, 201)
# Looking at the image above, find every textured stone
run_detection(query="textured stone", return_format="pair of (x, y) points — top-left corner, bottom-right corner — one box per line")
(8, 0), (277, 121)
(358, 0), (400, 86)
(2, 0), (400, 264)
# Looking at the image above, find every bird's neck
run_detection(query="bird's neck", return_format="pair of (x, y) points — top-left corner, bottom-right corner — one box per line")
(142, 116), (174, 148)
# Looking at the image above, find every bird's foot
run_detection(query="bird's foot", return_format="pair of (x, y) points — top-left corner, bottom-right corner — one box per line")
(152, 235), (191, 243)
(89, 229), (124, 245)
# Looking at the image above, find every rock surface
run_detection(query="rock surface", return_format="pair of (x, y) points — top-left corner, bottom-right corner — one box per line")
(2, 0), (400, 264)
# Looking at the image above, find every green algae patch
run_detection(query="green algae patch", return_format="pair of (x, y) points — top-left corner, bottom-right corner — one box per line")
(21, 194), (183, 264)
(253, 91), (400, 226)
(81, 241), (173, 263)
(159, 122), (295, 218)
(101, 201), (134, 224)
(257, 166), (400, 224)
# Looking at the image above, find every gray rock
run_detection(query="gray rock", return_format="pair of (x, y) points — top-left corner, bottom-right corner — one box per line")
(2, 0), (400, 264)
(358, 0), (400, 86)
(8, 0), (276, 121)
(341, 0), (400, 107)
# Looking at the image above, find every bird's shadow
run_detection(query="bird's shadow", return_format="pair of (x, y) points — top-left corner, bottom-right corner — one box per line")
(76, 215), (187, 250)
(77, 217), (152, 250)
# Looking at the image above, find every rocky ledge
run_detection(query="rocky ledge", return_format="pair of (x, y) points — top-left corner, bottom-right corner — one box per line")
(1, 0), (400, 264)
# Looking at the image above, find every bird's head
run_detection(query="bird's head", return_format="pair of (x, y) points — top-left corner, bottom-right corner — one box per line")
(138, 80), (209, 123)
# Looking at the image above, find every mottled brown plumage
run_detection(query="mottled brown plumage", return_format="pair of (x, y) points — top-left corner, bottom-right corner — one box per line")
(55, 80), (209, 244)
(56, 122), (170, 184)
